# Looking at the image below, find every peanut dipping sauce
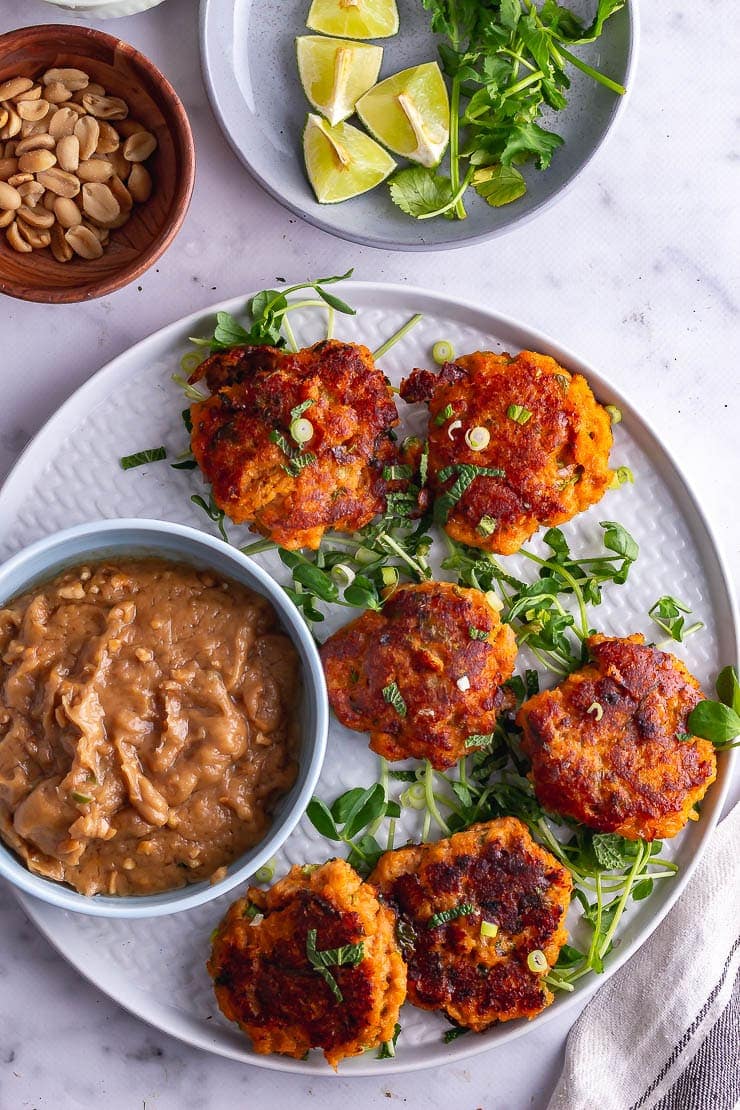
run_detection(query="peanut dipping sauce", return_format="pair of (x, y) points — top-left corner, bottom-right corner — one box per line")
(0, 559), (300, 897)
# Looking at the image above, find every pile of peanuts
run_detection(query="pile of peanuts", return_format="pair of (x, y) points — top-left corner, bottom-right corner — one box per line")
(0, 67), (157, 261)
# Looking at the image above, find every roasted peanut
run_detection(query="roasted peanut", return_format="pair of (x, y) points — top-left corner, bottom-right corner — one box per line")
(0, 77), (33, 101)
(16, 180), (45, 207)
(56, 134), (80, 173)
(16, 99), (50, 122)
(82, 181), (120, 224)
(0, 208), (14, 228)
(53, 195), (82, 228)
(6, 219), (32, 252)
(36, 167), (80, 198)
(127, 163), (152, 204)
(65, 223), (103, 258)
(95, 120), (120, 154)
(81, 93), (128, 120)
(15, 133), (55, 155)
(48, 107), (78, 139)
(44, 82), (73, 105)
(0, 179), (22, 209)
(50, 221), (73, 262)
(42, 68), (89, 92)
(74, 115), (99, 160)
(77, 158), (115, 183)
(0, 157), (18, 181)
(17, 220), (51, 248)
(122, 130), (157, 163)
(0, 108), (21, 139)
(18, 148), (56, 174)
(17, 204), (55, 229)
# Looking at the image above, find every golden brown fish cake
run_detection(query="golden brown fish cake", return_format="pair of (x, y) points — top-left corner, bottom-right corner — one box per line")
(189, 340), (400, 550)
(400, 350), (614, 554)
(320, 581), (518, 770)
(370, 818), (572, 1030)
(516, 634), (717, 840)
(208, 858), (407, 1069)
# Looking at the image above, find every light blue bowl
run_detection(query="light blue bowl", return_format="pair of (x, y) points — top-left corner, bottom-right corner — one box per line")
(0, 519), (328, 918)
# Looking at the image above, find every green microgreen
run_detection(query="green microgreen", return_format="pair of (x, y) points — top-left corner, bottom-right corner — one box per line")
(649, 595), (704, 643)
(119, 446), (167, 470)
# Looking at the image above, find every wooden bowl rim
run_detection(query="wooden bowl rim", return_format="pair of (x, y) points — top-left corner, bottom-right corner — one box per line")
(0, 23), (195, 304)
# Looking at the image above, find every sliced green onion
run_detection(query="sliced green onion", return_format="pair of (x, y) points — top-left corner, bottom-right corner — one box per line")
(290, 417), (314, 445)
(605, 404), (622, 425)
(373, 313), (423, 360)
(254, 860), (275, 884)
(485, 590), (503, 612)
(400, 783), (426, 810)
(171, 373), (207, 402)
(610, 465), (634, 488)
(381, 566), (400, 588)
(480, 920), (498, 939)
(355, 546), (379, 565)
(507, 404), (532, 425)
(180, 351), (203, 375)
(527, 949), (548, 973)
(447, 420), (462, 439)
(477, 515), (497, 537)
(331, 563), (355, 588)
(587, 701), (604, 721)
(434, 403), (454, 427)
(70, 791), (92, 805)
(464, 426), (490, 451)
(432, 340), (455, 365)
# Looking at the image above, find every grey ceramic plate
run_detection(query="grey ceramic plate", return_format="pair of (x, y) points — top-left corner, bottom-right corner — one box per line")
(200, 0), (638, 251)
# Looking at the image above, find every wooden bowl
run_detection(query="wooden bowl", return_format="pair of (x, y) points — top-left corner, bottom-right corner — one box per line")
(0, 25), (195, 303)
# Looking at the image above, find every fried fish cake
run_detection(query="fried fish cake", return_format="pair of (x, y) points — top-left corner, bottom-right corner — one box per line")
(320, 581), (518, 770)
(400, 350), (614, 554)
(370, 818), (572, 1030)
(208, 858), (407, 1069)
(516, 634), (717, 840)
(189, 340), (400, 550)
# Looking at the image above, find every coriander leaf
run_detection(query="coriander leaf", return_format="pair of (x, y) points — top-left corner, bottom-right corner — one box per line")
(499, 0), (521, 31)
(389, 166), (455, 220)
(382, 682), (407, 718)
(473, 164), (527, 207)
(120, 446), (167, 470)
(428, 902), (475, 929)
(499, 122), (565, 171)
(687, 701), (740, 746)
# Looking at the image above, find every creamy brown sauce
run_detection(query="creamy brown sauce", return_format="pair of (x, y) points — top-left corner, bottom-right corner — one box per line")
(0, 559), (300, 896)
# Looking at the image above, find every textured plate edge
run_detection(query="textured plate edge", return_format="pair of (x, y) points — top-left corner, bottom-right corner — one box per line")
(3, 277), (737, 1075)
(197, 0), (641, 252)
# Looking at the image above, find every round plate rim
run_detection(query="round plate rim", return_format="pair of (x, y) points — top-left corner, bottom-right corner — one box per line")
(198, 0), (641, 252)
(2, 278), (737, 1075)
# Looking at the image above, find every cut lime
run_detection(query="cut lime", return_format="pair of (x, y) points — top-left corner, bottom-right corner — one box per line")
(306, 0), (399, 40)
(303, 113), (396, 203)
(356, 62), (450, 168)
(296, 35), (383, 127)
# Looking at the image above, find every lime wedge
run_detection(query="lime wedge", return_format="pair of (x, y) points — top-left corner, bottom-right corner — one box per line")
(297, 35), (383, 127)
(303, 113), (396, 203)
(306, 0), (399, 40)
(356, 62), (450, 168)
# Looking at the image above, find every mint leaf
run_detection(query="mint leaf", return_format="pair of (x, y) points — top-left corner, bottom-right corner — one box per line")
(389, 166), (454, 220)
(473, 164), (527, 207)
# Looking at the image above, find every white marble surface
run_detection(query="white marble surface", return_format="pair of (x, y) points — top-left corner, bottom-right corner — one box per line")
(0, 0), (738, 1107)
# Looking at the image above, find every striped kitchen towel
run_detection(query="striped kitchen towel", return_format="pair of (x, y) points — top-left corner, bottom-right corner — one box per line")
(548, 800), (740, 1110)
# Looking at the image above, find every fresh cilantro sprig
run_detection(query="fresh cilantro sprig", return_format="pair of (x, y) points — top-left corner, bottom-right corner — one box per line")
(391, 0), (626, 220)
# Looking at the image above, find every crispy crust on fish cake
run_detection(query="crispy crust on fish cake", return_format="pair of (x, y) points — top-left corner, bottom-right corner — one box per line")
(400, 350), (613, 554)
(190, 340), (399, 549)
(208, 859), (407, 1069)
(320, 581), (518, 770)
(516, 634), (717, 840)
(370, 818), (572, 1030)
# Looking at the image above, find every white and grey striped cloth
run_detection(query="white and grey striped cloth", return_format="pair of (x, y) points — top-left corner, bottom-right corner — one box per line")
(548, 801), (740, 1110)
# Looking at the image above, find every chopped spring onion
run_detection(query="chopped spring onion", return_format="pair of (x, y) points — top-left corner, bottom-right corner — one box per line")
(400, 782), (426, 810)
(605, 404), (622, 425)
(527, 949), (548, 974)
(382, 681), (407, 718)
(180, 351), (204, 375)
(70, 791), (92, 804)
(381, 566), (400, 588)
(171, 373), (207, 402)
(447, 420), (462, 439)
(468, 627), (488, 641)
(434, 403), (454, 427)
(243, 902), (260, 919)
(480, 920), (499, 939)
(331, 563), (356, 588)
(507, 404), (533, 425)
(456, 675), (471, 692)
(428, 902), (475, 929)
(355, 546), (379, 565)
(485, 590), (503, 612)
(432, 340), (455, 365)
(587, 701), (604, 721)
(254, 860), (275, 884)
(611, 465), (634, 487)
(464, 425), (490, 451)
(120, 447), (167, 471)
(290, 417), (314, 445)
(477, 515), (497, 537)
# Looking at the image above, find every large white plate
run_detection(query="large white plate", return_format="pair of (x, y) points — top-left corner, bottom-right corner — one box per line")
(0, 282), (736, 1075)
(200, 0), (637, 251)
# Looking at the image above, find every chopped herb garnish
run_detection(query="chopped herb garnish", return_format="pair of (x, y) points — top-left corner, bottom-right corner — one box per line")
(465, 733), (496, 748)
(427, 902), (475, 929)
(282, 452), (317, 478)
(382, 682), (407, 718)
(468, 626), (489, 641)
(648, 595), (703, 643)
(383, 464), (414, 481)
(270, 429), (293, 458)
(119, 446), (167, 470)
(305, 928), (365, 1002)
(507, 404), (532, 425)
(443, 1027), (468, 1044)
(675, 731), (692, 742)
(377, 1022), (401, 1059)
(70, 791), (92, 804)
(434, 464), (505, 524)
(434, 403), (454, 426)
(476, 514), (497, 537)
(290, 399), (314, 421)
